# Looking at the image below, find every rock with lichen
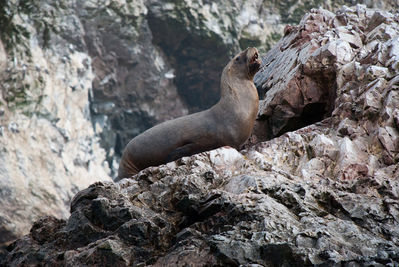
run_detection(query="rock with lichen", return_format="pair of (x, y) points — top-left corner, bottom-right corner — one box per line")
(0, 0), (112, 252)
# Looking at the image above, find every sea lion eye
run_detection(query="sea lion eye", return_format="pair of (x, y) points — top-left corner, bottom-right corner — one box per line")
(235, 56), (240, 61)
(254, 53), (258, 59)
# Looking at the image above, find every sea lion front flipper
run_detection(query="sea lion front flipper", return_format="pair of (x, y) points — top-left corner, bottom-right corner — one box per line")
(166, 142), (199, 163)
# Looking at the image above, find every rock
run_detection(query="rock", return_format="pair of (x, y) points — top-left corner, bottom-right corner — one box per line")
(253, 8), (338, 140)
(7, 122), (18, 133)
(209, 147), (245, 173)
(4, 137), (399, 265)
(367, 10), (393, 32)
(366, 65), (390, 80)
(0, 2), (112, 250)
(252, 4), (399, 145)
(0, 41), (6, 72)
(378, 126), (399, 165)
(335, 137), (369, 179)
(309, 134), (339, 159)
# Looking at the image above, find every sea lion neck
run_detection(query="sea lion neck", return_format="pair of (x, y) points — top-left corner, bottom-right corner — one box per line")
(219, 69), (258, 105)
(219, 69), (249, 99)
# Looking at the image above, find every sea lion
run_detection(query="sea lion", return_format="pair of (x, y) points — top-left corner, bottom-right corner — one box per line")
(118, 47), (261, 179)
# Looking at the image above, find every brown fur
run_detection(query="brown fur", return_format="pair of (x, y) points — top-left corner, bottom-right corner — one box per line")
(118, 47), (261, 179)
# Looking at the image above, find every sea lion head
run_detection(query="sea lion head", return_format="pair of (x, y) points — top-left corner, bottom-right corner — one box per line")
(228, 47), (261, 80)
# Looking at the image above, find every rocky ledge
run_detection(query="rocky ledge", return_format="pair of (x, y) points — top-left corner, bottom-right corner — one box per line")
(2, 5), (399, 266)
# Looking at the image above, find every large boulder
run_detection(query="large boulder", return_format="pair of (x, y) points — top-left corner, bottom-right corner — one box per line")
(2, 5), (399, 266)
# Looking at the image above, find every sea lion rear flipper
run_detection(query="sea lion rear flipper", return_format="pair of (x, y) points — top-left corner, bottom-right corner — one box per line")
(117, 156), (140, 181)
(166, 143), (199, 163)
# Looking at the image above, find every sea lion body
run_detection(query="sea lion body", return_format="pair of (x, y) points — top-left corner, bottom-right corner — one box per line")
(118, 47), (261, 179)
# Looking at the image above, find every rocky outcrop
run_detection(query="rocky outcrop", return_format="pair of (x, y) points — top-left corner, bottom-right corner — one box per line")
(3, 5), (399, 266)
(252, 5), (399, 145)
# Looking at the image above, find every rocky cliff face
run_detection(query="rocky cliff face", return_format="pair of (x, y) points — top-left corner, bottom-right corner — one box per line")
(0, 0), (112, 250)
(2, 5), (399, 266)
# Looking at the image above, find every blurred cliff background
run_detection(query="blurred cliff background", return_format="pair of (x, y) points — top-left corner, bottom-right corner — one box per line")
(1, 0), (399, 264)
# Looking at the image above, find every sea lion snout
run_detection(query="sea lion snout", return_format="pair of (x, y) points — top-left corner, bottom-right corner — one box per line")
(247, 48), (261, 77)
(250, 54), (261, 69)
